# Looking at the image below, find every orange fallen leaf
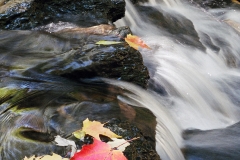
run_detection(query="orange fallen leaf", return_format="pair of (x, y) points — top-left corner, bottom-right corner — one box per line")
(73, 118), (121, 140)
(125, 34), (151, 50)
(70, 138), (127, 160)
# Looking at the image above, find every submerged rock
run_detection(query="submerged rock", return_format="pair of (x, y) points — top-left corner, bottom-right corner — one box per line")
(0, 24), (157, 159)
(0, 0), (125, 30)
(0, 77), (158, 159)
(189, 0), (233, 8)
(134, 5), (205, 50)
(183, 122), (240, 160)
(0, 1), (160, 159)
(0, 24), (149, 88)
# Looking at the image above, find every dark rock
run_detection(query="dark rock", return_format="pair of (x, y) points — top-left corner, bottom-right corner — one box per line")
(0, 25), (149, 88)
(130, 0), (149, 4)
(0, 0), (125, 30)
(135, 5), (206, 50)
(0, 77), (158, 159)
(198, 32), (220, 53)
(183, 122), (240, 160)
(0, 0), (159, 159)
(105, 118), (161, 160)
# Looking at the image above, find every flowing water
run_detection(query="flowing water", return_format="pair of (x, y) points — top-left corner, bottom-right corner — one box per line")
(112, 0), (240, 159)
(1, 0), (240, 159)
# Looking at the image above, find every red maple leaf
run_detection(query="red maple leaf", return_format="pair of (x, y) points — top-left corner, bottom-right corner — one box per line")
(70, 138), (127, 160)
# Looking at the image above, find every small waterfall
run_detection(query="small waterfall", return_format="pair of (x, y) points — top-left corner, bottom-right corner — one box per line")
(148, 0), (181, 7)
(114, 0), (240, 159)
(105, 79), (185, 160)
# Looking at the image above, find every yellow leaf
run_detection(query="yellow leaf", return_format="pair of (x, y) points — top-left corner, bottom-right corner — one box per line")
(125, 34), (151, 50)
(23, 153), (69, 160)
(74, 118), (121, 140)
(72, 130), (86, 140)
(96, 40), (123, 45)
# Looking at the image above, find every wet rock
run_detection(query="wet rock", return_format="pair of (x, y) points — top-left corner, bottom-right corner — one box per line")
(0, 1), (159, 159)
(0, 77), (158, 160)
(183, 122), (240, 160)
(189, 0), (233, 8)
(130, 0), (149, 4)
(66, 118), (161, 159)
(135, 5), (206, 50)
(0, 0), (125, 30)
(0, 25), (149, 88)
(104, 118), (161, 160)
(198, 32), (220, 53)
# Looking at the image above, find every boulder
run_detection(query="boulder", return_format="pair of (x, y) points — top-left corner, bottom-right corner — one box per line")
(183, 122), (240, 160)
(0, 0), (125, 30)
(0, 24), (154, 159)
(0, 77), (158, 159)
(135, 5), (205, 50)
(0, 1), (160, 159)
(0, 24), (149, 88)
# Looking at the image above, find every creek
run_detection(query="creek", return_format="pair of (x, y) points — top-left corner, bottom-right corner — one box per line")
(113, 0), (240, 159)
(1, 0), (240, 159)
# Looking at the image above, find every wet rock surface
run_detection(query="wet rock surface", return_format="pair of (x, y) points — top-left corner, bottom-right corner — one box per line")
(0, 0), (125, 30)
(105, 119), (161, 160)
(0, 0), (160, 159)
(0, 77), (159, 159)
(134, 5), (205, 50)
(130, 0), (149, 4)
(189, 0), (234, 8)
(68, 118), (161, 159)
(0, 22), (156, 160)
(0, 25), (149, 88)
(183, 122), (240, 160)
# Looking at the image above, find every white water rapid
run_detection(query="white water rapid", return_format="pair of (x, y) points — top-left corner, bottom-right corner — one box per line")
(112, 0), (240, 159)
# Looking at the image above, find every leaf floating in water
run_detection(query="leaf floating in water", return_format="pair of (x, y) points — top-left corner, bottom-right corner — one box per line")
(95, 40), (123, 45)
(125, 34), (151, 50)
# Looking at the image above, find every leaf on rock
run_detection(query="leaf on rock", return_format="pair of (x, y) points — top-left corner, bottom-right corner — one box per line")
(107, 138), (130, 152)
(125, 34), (151, 50)
(73, 130), (86, 140)
(96, 40), (123, 45)
(70, 138), (127, 160)
(74, 118), (122, 140)
(23, 153), (69, 160)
